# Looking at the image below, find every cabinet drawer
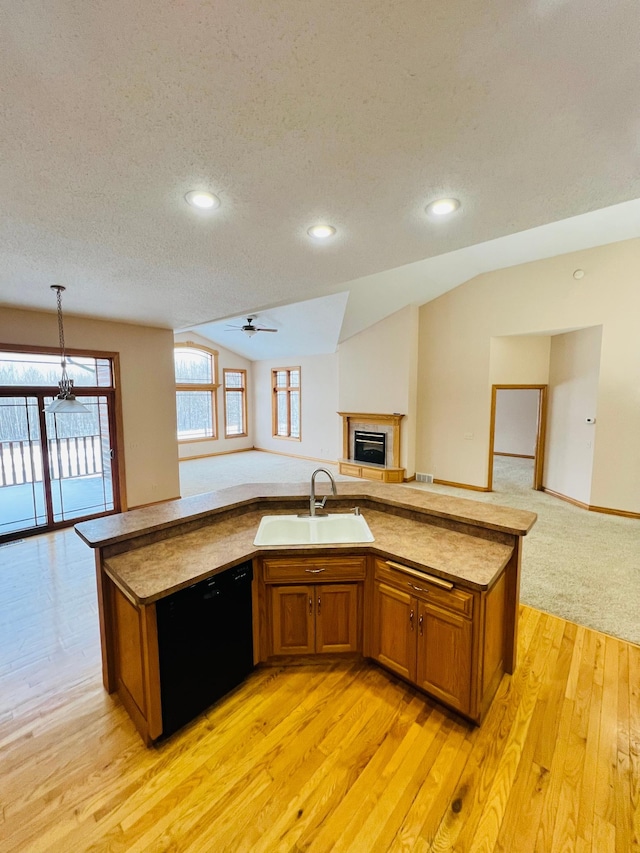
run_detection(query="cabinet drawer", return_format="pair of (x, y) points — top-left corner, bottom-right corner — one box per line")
(340, 462), (386, 481)
(374, 559), (474, 618)
(364, 467), (386, 481)
(263, 556), (367, 583)
(340, 463), (362, 478)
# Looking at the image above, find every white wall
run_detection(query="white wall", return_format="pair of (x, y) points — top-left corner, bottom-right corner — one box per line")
(338, 305), (418, 475)
(0, 306), (179, 508)
(252, 352), (340, 462)
(250, 307), (419, 474)
(494, 389), (539, 456)
(173, 332), (253, 459)
(544, 327), (602, 505)
(489, 336), (551, 384)
(417, 237), (640, 512)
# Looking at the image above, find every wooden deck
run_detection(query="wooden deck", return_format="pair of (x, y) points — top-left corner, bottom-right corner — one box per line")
(0, 528), (638, 852)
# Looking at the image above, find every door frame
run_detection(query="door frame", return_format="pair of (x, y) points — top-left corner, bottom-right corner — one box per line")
(487, 385), (547, 491)
(0, 343), (126, 541)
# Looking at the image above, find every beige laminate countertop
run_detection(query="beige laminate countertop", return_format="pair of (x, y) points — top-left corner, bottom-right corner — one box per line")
(101, 506), (519, 605)
(76, 480), (536, 548)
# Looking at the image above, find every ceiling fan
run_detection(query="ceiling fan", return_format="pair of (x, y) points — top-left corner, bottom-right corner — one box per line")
(225, 317), (278, 338)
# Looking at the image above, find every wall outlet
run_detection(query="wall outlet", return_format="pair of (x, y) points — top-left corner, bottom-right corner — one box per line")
(463, 432), (474, 440)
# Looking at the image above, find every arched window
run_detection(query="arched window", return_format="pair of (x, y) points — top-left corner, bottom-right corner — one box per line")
(174, 344), (219, 441)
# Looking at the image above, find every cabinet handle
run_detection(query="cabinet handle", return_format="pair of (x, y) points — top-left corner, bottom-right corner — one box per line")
(309, 596), (313, 614)
(305, 568), (326, 574)
(387, 561), (454, 590)
(408, 582), (431, 595)
(419, 614), (424, 636)
(317, 595), (321, 614)
(409, 609), (414, 631)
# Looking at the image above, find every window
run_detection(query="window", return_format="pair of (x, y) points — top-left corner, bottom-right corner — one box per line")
(0, 350), (113, 387)
(0, 347), (120, 538)
(272, 367), (300, 440)
(223, 369), (247, 438)
(174, 344), (218, 441)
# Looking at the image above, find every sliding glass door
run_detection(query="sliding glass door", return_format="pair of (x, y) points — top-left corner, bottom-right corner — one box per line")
(45, 395), (115, 525)
(0, 349), (121, 540)
(0, 396), (48, 535)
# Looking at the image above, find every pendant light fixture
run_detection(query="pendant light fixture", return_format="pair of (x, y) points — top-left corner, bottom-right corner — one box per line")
(44, 285), (90, 414)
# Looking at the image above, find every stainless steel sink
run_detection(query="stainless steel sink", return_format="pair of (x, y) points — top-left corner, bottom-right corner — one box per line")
(254, 513), (374, 546)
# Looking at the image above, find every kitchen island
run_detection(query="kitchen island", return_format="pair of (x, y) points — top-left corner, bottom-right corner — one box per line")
(76, 482), (536, 744)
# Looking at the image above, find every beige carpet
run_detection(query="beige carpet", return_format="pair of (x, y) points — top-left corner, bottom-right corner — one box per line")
(180, 451), (640, 646)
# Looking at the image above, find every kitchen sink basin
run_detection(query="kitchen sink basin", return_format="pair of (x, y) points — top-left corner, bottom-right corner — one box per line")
(254, 513), (374, 546)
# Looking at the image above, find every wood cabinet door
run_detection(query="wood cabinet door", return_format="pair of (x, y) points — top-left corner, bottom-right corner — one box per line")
(371, 582), (416, 681)
(315, 584), (359, 654)
(270, 585), (314, 655)
(340, 462), (362, 478)
(416, 601), (473, 714)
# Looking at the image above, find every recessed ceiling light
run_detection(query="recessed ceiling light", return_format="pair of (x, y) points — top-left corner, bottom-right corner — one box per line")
(426, 198), (460, 216)
(184, 190), (220, 210)
(307, 224), (336, 239)
(573, 269), (585, 280)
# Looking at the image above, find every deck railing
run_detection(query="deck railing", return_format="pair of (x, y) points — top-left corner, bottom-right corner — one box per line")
(0, 437), (104, 487)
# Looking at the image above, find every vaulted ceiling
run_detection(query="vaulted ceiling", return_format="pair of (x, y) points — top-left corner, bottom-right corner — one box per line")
(2, 2), (640, 353)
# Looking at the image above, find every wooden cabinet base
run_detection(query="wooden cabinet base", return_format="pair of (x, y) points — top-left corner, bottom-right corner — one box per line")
(415, 601), (473, 715)
(339, 460), (405, 483)
(261, 554), (507, 728)
(269, 582), (360, 656)
(108, 581), (162, 745)
(98, 545), (515, 742)
(370, 558), (508, 724)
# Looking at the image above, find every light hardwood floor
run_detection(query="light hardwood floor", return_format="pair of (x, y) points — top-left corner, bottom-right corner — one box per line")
(0, 528), (638, 852)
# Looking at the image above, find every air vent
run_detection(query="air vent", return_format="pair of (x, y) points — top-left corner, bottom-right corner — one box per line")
(416, 473), (434, 484)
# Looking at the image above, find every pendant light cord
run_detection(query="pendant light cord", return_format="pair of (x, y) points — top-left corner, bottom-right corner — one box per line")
(56, 286), (66, 365)
(44, 284), (89, 414)
(52, 285), (71, 394)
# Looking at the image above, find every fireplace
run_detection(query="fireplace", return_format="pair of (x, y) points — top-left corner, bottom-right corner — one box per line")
(338, 412), (406, 484)
(354, 430), (386, 466)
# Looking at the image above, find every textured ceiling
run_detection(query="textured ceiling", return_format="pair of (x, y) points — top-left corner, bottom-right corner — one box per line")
(1, 1), (640, 343)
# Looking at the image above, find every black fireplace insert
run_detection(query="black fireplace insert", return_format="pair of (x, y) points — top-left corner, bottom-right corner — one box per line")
(354, 430), (386, 466)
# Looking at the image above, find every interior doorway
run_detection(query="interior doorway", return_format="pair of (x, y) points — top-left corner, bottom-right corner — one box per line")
(488, 385), (547, 492)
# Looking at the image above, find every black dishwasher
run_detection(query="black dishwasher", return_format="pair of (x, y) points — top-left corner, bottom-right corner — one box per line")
(155, 561), (254, 738)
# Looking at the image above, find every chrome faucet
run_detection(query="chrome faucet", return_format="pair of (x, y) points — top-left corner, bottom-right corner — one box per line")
(309, 468), (337, 517)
